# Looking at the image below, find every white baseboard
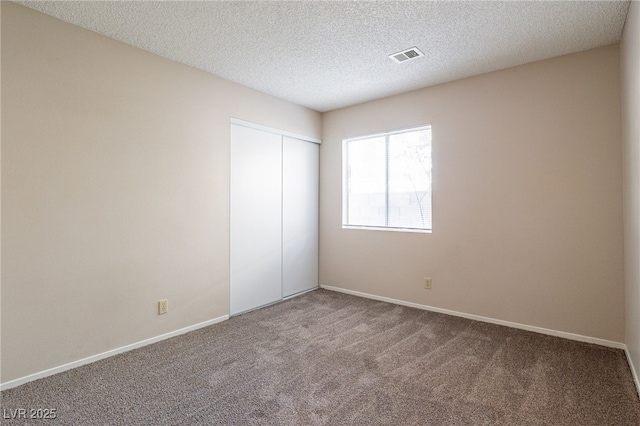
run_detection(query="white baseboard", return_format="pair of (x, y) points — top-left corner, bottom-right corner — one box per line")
(626, 347), (640, 398)
(320, 285), (626, 350)
(0, 315), (229, 391)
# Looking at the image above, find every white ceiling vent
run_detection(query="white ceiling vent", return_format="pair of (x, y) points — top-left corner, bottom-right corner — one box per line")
(389, 47), (424, 63)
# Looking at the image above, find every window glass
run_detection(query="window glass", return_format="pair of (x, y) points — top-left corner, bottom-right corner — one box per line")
(343, 126), (432, 232)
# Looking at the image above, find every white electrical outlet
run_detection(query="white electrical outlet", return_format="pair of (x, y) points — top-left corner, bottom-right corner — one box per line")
(424, 278), (432, 290)
(158, 299), (168, 315)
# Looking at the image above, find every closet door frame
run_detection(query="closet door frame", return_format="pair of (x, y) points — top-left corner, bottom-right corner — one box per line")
(230, 118), (320, 316)
(231, 119), (321, 145)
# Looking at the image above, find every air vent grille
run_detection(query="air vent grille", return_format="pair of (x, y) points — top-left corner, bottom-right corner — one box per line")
(389, 47), (424, 63)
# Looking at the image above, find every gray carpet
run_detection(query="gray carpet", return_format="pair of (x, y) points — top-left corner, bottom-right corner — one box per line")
(2, 289), (639, 425)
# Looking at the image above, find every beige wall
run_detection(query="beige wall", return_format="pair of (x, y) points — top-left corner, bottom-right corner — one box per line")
(1, 3), (321, 383)
(622, 0), (640, 387)
(320, 45), (624, 343)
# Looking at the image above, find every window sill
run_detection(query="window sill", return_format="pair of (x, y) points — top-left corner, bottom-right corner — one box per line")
(342, 225), (432, 234)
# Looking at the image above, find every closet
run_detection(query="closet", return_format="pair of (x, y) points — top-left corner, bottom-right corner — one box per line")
(230, 119), (319, 315)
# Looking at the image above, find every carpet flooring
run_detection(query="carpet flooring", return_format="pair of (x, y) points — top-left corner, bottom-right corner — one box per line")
(2, 289), (640, 425)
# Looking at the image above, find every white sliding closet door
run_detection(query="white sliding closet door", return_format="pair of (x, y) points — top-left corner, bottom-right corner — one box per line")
(230, 124), (282, 315)
(282, 136), (319, 297)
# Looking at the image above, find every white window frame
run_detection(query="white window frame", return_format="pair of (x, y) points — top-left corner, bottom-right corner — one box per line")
(342, 125), (432, 234)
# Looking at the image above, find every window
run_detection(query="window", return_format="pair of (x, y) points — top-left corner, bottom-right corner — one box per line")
(343, 125), (432, 233)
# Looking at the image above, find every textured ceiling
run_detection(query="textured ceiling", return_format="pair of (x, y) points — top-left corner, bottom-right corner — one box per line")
(16, 1), (631, 112)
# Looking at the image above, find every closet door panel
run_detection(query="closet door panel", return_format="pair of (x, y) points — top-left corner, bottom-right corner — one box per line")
(282, 136), (319, 297)
(230, 124), (282, 315)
